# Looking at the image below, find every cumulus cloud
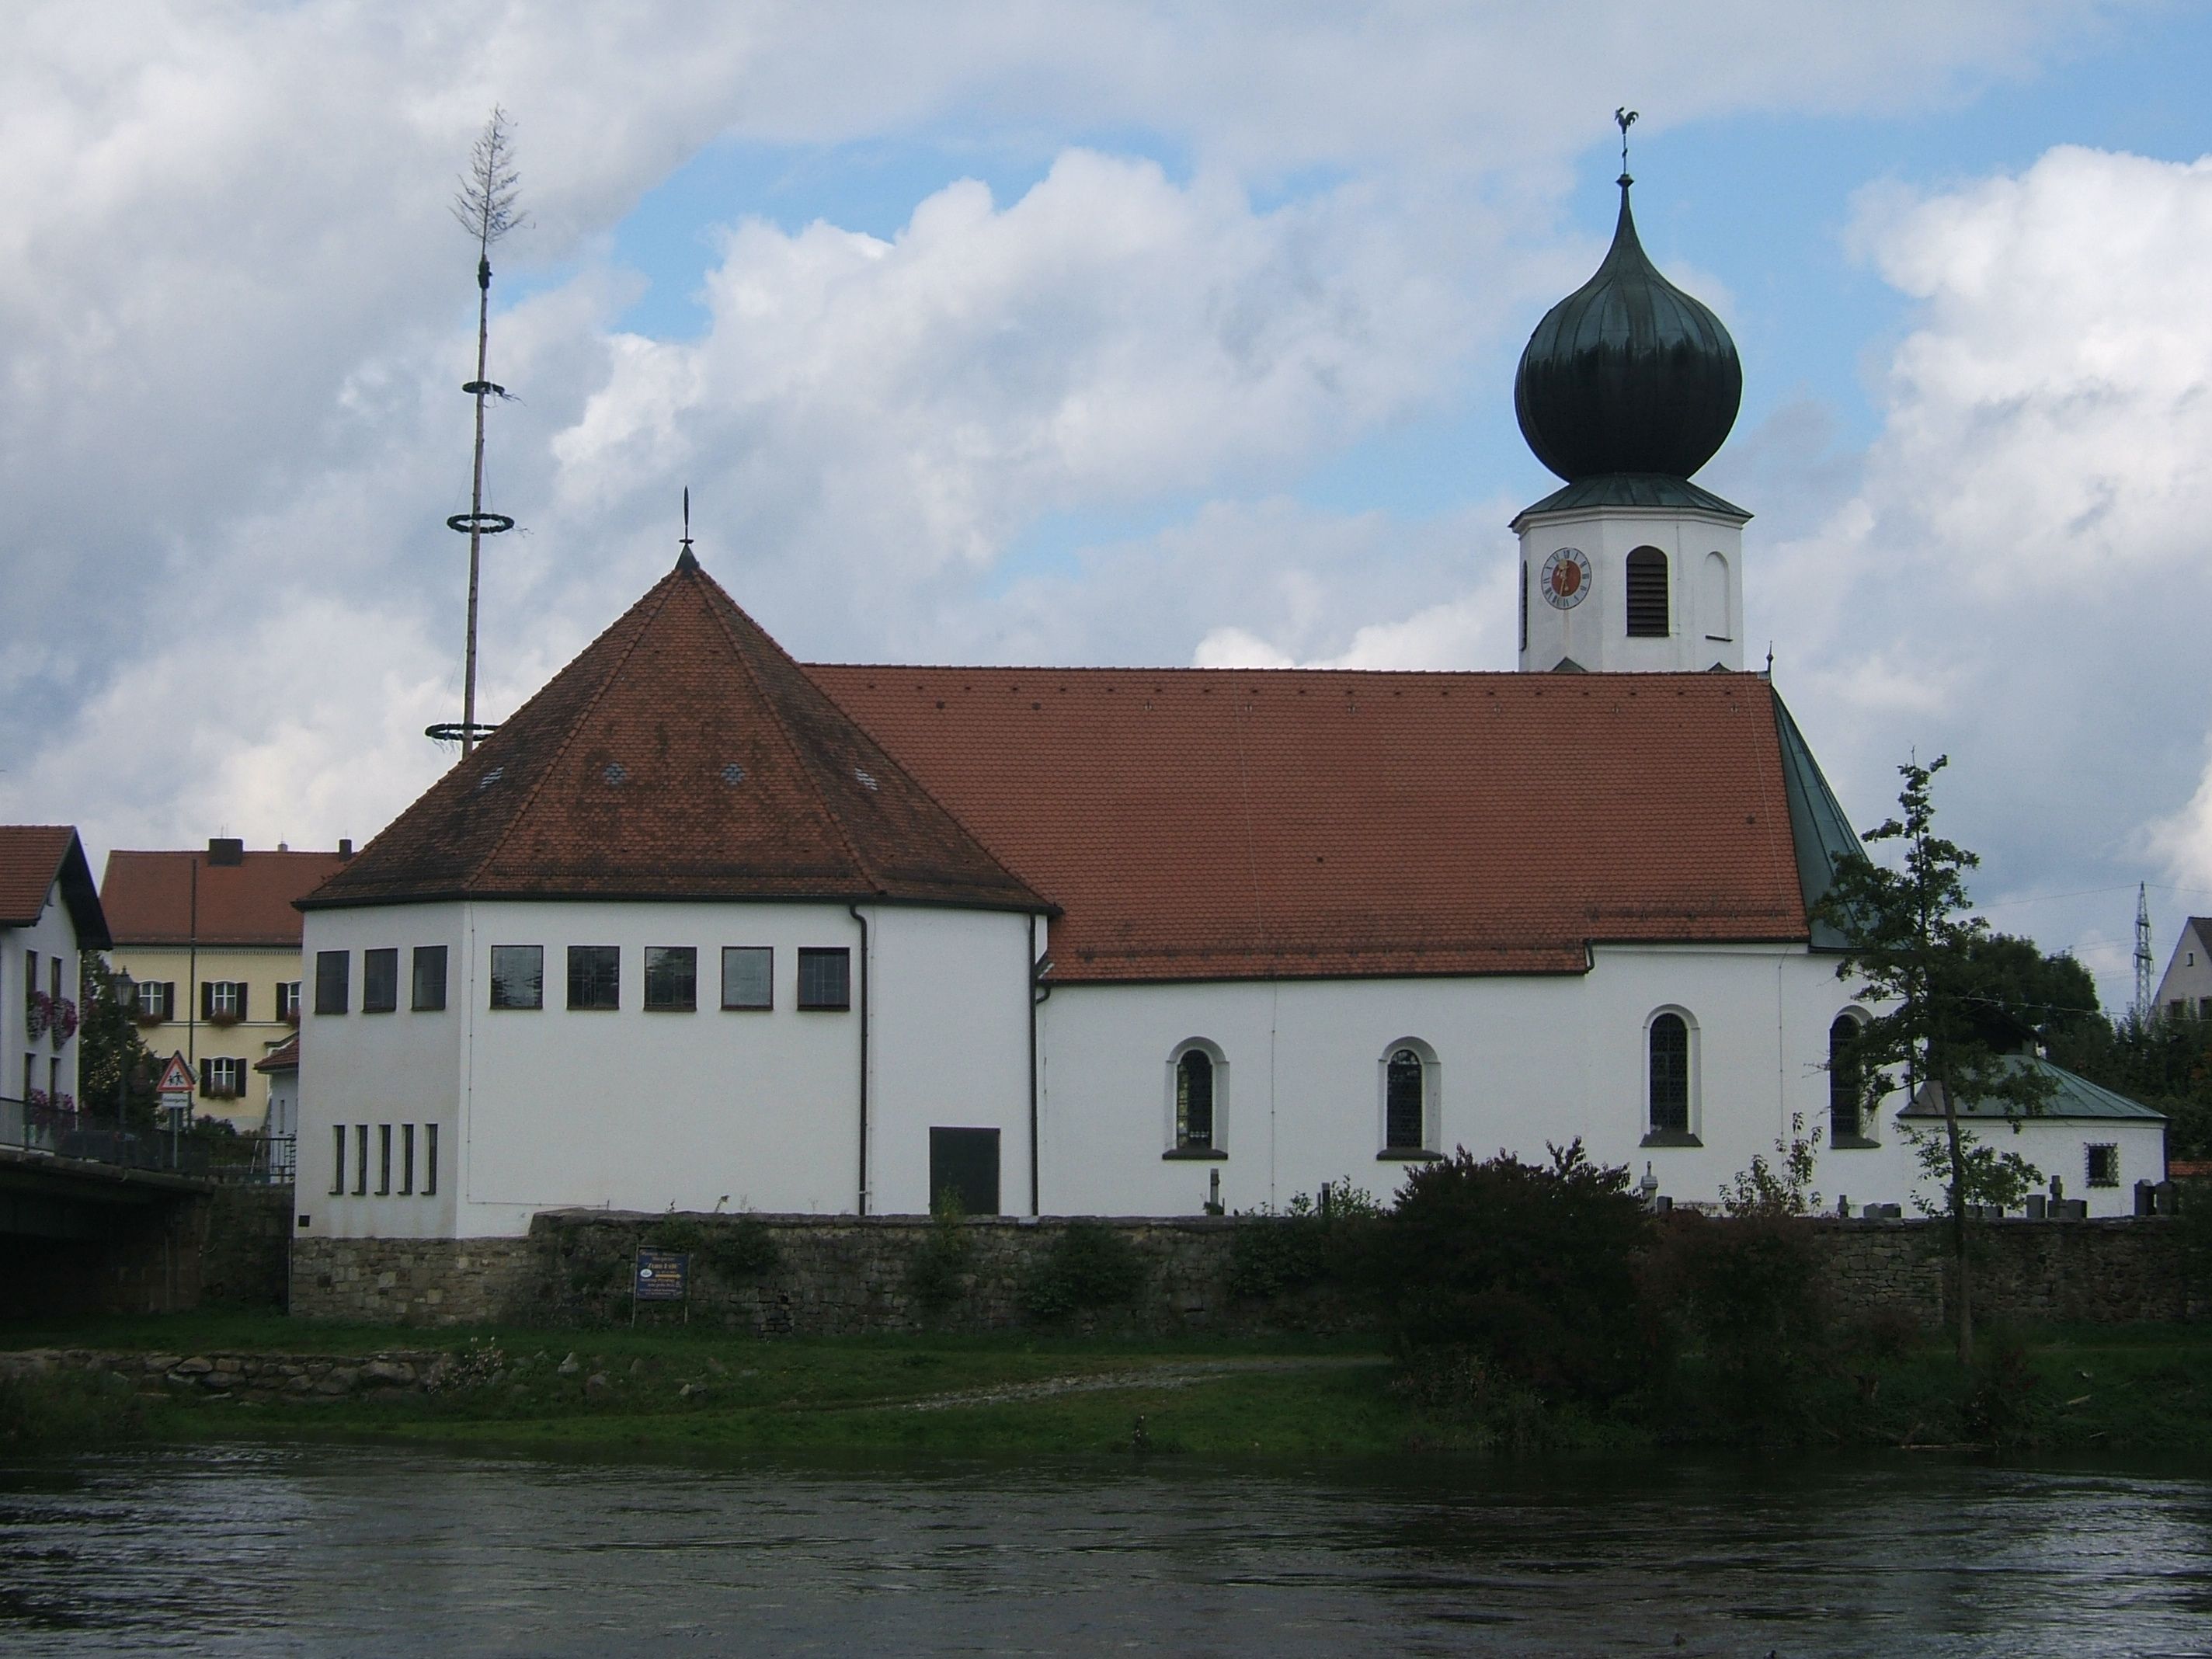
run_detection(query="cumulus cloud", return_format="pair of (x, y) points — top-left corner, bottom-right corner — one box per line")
(0, 0), (2155, 885)
(1750, 147), (2212, 996)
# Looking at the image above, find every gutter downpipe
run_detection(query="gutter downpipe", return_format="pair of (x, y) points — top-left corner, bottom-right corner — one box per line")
(1028, 914), (1048, 1218)
(849, 903), (871, 1216)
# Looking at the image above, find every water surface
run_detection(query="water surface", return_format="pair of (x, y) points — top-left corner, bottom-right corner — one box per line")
(2, 1445), (2207, 1655)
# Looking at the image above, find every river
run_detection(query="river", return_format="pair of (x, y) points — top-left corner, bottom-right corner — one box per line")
(2, 1445), (2207, 1654)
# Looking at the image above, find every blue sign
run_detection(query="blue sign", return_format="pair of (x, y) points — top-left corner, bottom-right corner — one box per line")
(633, 1249), (690, 1303)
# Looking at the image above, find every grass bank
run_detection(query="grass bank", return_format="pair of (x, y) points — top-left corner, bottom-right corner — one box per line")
(4, 1313), (2210, 1462)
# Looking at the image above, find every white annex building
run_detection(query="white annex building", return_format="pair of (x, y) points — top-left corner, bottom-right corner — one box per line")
(294, 174), (2164, 1240)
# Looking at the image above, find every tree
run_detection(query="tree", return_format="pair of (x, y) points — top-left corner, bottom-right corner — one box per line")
(1815, 756), (2054, 1365)
(76, 956), (159, 1132)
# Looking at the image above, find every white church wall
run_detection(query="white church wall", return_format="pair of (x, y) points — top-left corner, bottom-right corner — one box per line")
(300, 898), (1035, 1239)
(1037, 942), (1916, 1217)
(1518, 507), (1744, 673)
(861, 905), (1035, 1216)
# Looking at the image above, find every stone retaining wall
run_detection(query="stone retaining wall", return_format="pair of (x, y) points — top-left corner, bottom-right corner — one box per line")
(285, 1211), (2207, 1333)
(0, 1344), (465, 1401)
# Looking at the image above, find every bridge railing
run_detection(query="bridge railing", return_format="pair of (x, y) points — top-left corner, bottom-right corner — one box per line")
(0, 1096), (214, 1177)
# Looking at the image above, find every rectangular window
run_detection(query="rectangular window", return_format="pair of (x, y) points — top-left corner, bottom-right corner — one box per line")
(412, 946), (448, 1012)
(401, 1123), (416, 1195)
(377, 1125), (392, 1195)
(354, 1125), (368, 1196)
(200, 1056), (246, 1098)
(644, 947), (697, 1011)
(2086, 1143), (2120, 1188)
(203, 980), (245, 1021)
(568, 945), (621, 1010)
(797, 948), (851, 1011)
(721, 947), (773, 1010)
(362, 949), (399, 1014)
(489, 945), (544, 1010)
(315, 950), (350, 1015)
(331, 1125), (345, 1195)
(275, 981), (301, 1022)
(424, 1123), (439, 1196)
(137, 980), (175, 1021)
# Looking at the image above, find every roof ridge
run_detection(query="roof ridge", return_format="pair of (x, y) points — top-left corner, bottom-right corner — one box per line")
(471, 571), (684, 886)
(692, 572), (886, 894)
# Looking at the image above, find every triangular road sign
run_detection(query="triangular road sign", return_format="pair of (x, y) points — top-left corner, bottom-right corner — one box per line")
(155, 1052), (195, 1095)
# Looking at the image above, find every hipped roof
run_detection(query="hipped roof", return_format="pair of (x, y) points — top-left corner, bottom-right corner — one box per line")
(302, 558), (1044, 914)
(812, 665), (1820, 983)
(102, 850), (352, 948)
(0, 826), (110, 948)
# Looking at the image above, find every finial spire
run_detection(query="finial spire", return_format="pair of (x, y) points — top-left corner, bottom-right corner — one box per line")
(676, 486), (698, 571)
(1616, 106), (1638, 187)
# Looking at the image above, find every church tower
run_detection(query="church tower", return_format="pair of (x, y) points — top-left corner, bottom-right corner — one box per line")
(1512, 157), (1748, 673)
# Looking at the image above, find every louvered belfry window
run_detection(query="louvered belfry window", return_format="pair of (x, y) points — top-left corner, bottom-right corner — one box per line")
(1625, 546), (1669, 637)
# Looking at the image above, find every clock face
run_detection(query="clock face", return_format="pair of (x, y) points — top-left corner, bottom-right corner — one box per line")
(1540, 547), (1591, 610)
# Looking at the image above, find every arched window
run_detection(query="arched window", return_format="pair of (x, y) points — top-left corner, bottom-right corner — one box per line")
(1829, 1013), (1866, 1143)
(1647, 1012), (1690, 1136)
(1175, 1048), (1216, 1150)
(1386, 1049), (1424, 1150)
(1701, 550), (1730, 642)
(1625, 546), (1669, 638)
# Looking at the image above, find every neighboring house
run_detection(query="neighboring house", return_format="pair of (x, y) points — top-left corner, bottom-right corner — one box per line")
(1, 826), (111, 1137)
(256, 1035), (299, 1182)
(1900, 1056), (2168, 1218)
(99, 840), (351, 1132)
(287, 167), (1979, 1242)
(2151, 916), (2212, 1021)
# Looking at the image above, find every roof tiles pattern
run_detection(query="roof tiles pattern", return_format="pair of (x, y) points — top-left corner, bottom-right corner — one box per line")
(102, 850), (353, 947)
(808, 666), (1810, 983)
(0, 826), (81, 930)
(304, 561), (1043, 913)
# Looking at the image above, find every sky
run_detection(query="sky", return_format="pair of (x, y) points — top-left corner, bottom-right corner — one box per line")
(3, 1), (2210, 1013)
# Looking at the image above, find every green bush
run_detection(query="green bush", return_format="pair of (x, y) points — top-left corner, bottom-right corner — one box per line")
(1646, 1210), (1831, 1423)
(1377, 1140), (1653, 1404)
(1226, 1181), (1383, 1300)
(908, 1189), (978, 1315)
(645, 1215), (781, 1282)
(1022, 1222), (1146, 1321)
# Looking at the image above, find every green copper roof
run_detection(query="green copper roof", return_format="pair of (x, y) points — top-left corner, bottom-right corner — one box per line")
(1511, 472), (1750, 528)
(1772, 690), (1861, 950)
(1900, 1055), (2167, 1122)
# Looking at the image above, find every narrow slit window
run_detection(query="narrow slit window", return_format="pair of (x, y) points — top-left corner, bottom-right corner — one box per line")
(1175, 1050), (1215, 1149)
(424, 1124), (438, 1196)
(377, 1125), (392, 1195)
(331, 1125), (346, 1196)
(353, 1124), (369, 1196)
(401, 1124), (416, 1195)
(1649, 1014), (1690, 1135)
(1385, 1049), (1425, 1150)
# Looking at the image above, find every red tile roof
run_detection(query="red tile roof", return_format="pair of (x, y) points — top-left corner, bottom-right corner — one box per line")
(303, 558), (1045, 913)
(102, 850), (352, 948)
(807, 666), (1811, 983)
(0, 826), (109, 947)
(256, 1034), (299, 1073)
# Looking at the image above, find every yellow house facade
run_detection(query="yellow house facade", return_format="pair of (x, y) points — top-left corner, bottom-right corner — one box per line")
(99, 839), (350, 1133)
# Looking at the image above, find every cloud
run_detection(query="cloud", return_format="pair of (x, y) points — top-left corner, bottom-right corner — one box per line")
(0, 0), (2149, 881)
(1744, 146), (2212, 1000)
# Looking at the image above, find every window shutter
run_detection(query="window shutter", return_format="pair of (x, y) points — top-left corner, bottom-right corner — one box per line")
(164, 983), (176, 1020)
(198, 1059), (211, 1099)
(201, 981), (214, 1020)
(237, 983), (249, 1021)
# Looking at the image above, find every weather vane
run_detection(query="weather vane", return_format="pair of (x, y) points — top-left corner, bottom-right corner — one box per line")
(680, 487), (694, 564)
(1616, 107), (1638, 182)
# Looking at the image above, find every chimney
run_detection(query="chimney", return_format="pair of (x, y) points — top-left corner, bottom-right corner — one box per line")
(207, 836), (245, 866)
(338, 838), (353, 859)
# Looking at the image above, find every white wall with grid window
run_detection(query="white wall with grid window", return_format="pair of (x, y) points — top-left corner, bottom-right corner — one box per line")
(3, 875), (85, 1118)
(298, 897), (1035, 1238)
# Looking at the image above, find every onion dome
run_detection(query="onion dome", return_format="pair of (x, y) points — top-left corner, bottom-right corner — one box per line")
(1514, 176), (1741, 484)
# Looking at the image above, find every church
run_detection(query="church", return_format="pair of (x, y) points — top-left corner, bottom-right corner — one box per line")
(290, 171), (2164, 1240)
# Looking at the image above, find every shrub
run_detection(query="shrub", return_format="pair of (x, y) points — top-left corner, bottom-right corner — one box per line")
(645, 1214), (781, 1282)
(1378, 1141), (1653, 1404)
(908, 1188), (978, 1315)
(1226, 1181), (1384, 1300)
(1022, 1221), (1146, 1321)
(1647, 1210), (1831, 1422)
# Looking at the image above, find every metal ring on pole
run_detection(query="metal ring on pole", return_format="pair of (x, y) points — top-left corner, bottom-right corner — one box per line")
(463, 381), (506, 396)
(447, 512), (515, 534)
(425, 722), (500, 743)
